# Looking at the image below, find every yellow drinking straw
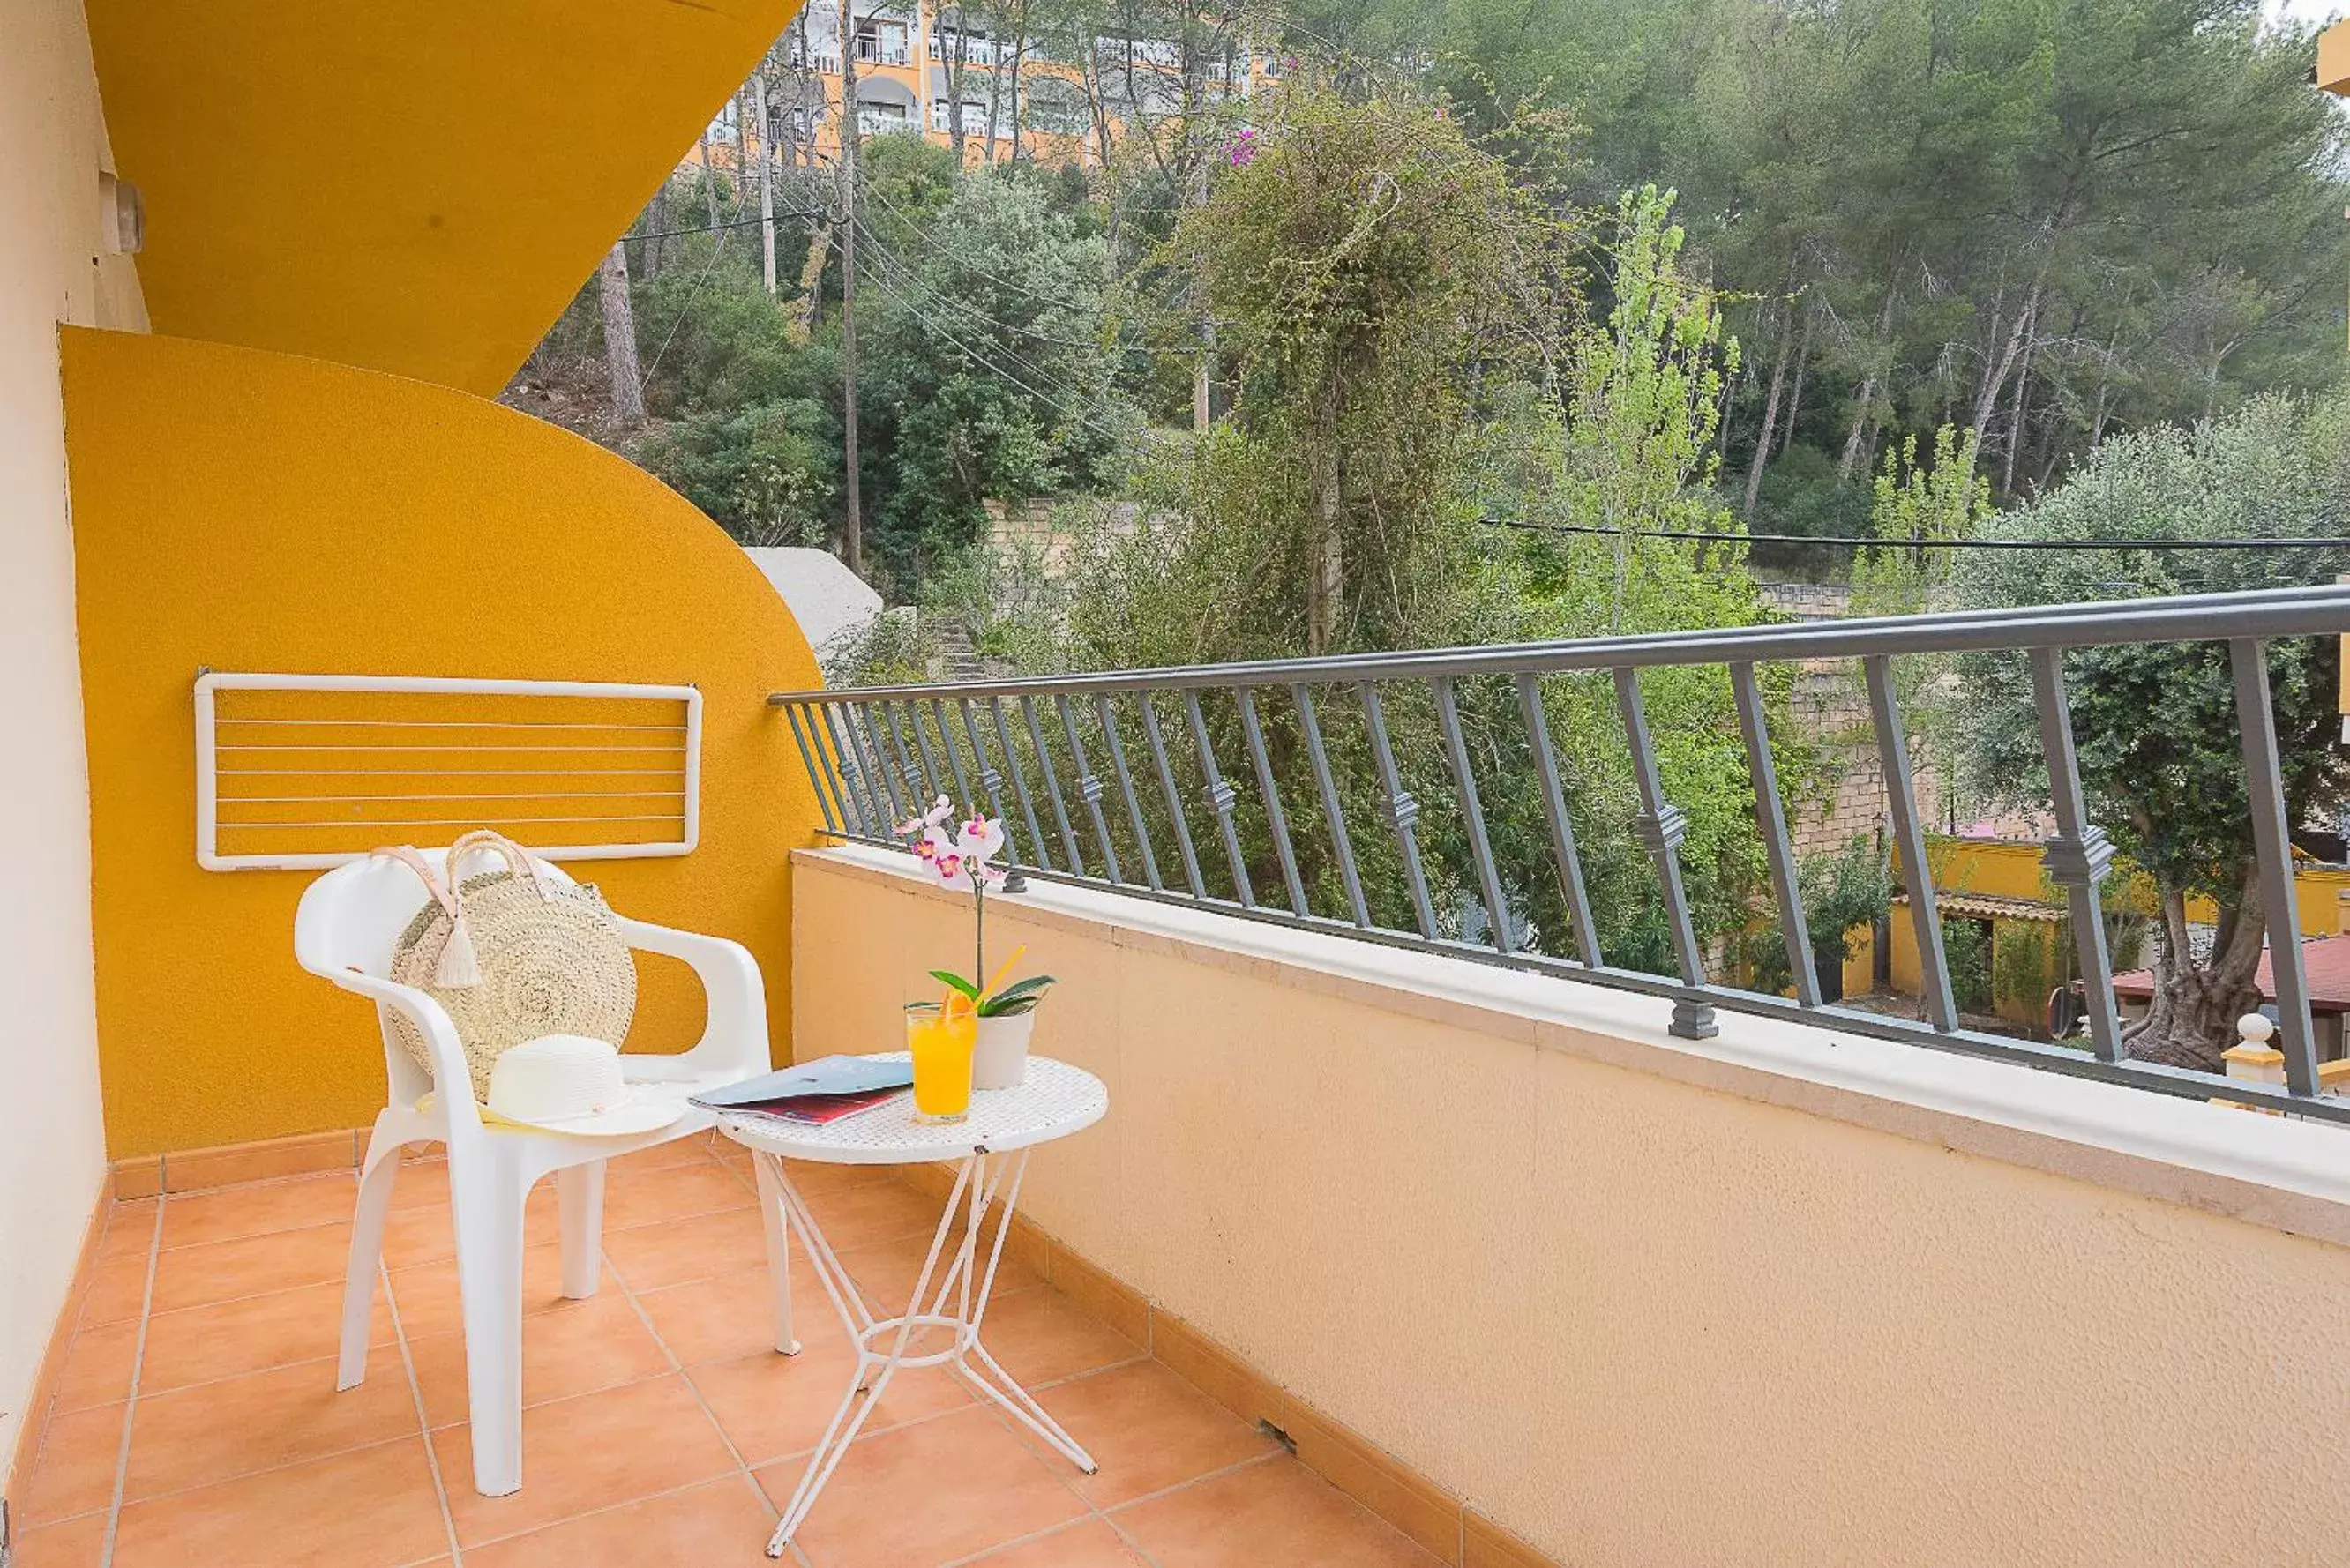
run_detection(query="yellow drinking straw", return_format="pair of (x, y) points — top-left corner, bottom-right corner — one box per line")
(978, 945), (1028, 1006)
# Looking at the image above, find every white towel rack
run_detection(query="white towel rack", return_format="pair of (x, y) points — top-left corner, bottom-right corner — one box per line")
(194, 672), (702, 870)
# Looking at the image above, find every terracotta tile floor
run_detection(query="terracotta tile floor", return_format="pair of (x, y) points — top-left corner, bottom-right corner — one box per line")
(13, 1133), (1441, 1568)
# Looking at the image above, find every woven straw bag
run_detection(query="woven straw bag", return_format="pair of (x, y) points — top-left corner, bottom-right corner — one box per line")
(377, 831), (637, 1101)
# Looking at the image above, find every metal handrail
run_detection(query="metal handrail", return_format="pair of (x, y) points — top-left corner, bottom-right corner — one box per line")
(771, 586), (2350, 1124)
(769, 586), (2350, 702)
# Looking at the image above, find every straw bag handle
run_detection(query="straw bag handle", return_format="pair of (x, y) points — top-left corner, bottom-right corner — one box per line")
(368, 844), (484, 990)
(446, 829), (554, 902)
(371, 845), (458, 920)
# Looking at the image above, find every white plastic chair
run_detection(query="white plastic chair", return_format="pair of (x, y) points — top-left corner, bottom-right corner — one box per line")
(295, 844), (796, 1497)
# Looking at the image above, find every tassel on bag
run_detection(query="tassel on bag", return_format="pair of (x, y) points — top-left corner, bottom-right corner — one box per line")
(372, 844), (486, 989)
(436, 911), (483, 989)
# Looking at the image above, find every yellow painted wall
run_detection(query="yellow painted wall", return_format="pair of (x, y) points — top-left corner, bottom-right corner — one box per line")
(63, 327), (826, 1158)
(82, 0), (801, 395)
(1927, 834), (2346, 939)
(1840, 923), (1875, 998)
(1924, 837), (2047, 900)
(1886, 840), (2350, 1032)
(798, 847), (2350, 1568)
(2181, 874), (2344, 937)
(1886, 908), (2061, 1030)
(2279, 863), (2350, 938)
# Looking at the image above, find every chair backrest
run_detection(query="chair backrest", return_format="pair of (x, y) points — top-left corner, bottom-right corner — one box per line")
(294, 845), (580, 1104)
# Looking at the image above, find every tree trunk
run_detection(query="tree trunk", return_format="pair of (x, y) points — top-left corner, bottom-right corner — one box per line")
(1837, 373), (1877, 482)
(790, 220), (834, 343)
(1743, 287), (1793, 519)
(2122, 880), (2266, 1073)
(946, 6), (969, 165)
(752, 63), (778, 295)
(1306, 377), (1343, 654)
(1780, 295), (1813, 456)
(1007, 0), (1026, 166)
(1191, 161), (1211, 430)
(782, 19), (808, 170)
(2001, 319), (2035, 496)
(839, 0), (864, 575)
(1968, 286), (2039, 471)
(643, 185), (666, 280)
(982, 5), (1004, 166)
(598, 243), (646, 427)
(1837, 273), (1900, 481)
(697, 132), (722, 225)
(1082, 50), (1114, 175)
(1177, 0), (1208, 185)
(1119, 31), (1168, 181)
(736, 83), (757, 194)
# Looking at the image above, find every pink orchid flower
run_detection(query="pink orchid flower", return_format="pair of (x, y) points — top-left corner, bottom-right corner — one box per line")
(899, 795), (1007, 892)
(934, 814), (1006, 892)
(897, 798), (1030, 1011)
(896, 795), (954, 839)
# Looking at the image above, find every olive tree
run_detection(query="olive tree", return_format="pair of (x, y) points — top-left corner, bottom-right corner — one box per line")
(1956, 394), (2350, 1071)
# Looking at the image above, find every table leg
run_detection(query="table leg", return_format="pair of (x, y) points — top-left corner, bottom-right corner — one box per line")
(764, 1156), (984, 1557)
(936, 1149), (1098, 1475)
(749, 1152), (800, 1356)
(759, 1151), (1098, 1558)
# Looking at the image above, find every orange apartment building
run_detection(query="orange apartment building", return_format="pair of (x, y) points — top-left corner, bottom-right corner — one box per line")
(703, 1), (1277, 173)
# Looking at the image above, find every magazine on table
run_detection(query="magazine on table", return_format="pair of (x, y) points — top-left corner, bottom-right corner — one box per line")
(690, 1054), (912, 1126)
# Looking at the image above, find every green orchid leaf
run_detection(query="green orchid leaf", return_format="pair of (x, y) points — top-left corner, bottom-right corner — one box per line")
(929, 969), (983, 1000)
(975, 974), (1056, 1018)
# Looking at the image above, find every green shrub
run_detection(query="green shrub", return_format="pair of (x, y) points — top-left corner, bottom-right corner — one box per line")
(1942, 917), (1994, 1013)
(638, 396), (840, 547)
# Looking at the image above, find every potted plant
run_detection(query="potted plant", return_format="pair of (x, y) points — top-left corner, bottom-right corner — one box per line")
(898, 795), (1056, 1089)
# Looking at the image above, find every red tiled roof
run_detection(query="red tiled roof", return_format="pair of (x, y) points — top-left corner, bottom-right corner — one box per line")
(2112, 933), (2350, 1013)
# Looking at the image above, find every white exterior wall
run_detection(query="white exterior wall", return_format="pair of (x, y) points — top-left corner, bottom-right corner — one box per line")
(0, 0), (144, 1498)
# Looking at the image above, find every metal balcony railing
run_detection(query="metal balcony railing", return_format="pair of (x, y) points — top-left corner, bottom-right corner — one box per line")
(770, 586), (2350, 1123)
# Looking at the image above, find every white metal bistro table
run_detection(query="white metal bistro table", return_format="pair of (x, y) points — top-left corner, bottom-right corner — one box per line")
(715, 1053), (1109, 1557)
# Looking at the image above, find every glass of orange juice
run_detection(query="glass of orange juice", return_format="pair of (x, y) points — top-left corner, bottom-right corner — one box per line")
(905, 1002), (976, 1124)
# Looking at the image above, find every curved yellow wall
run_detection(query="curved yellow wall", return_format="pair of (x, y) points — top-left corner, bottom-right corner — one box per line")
(63, 327), (826, 1157)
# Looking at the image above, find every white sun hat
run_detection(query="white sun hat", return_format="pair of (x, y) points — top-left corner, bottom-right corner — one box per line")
(484, 1034), (689, 1138)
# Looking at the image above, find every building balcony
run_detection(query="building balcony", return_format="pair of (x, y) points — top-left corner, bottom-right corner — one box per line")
(17, 813), (2350, 1565)
(15, 590), (2350, 1564)
(14, 1), (2350, 1564)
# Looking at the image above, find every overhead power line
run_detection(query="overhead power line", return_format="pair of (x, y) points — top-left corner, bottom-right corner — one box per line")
(1482, 519), (2350, 552)
(843, 210), (1164, 452)
(852, 217), (1117, 352)
(627, 210), (827, 244)
(849, 243), (1158, 452)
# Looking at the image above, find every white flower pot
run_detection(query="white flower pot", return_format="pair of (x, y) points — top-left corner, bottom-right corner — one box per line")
(972, 1011), (1035, 1091)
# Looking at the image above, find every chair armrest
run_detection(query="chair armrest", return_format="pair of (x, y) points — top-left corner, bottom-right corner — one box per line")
(303, 965), (483, 1133)
(615, 917), (771, 1080)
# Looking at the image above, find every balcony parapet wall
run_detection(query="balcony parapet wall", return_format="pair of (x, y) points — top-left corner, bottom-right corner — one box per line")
(797, 841), (2350, 1568)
